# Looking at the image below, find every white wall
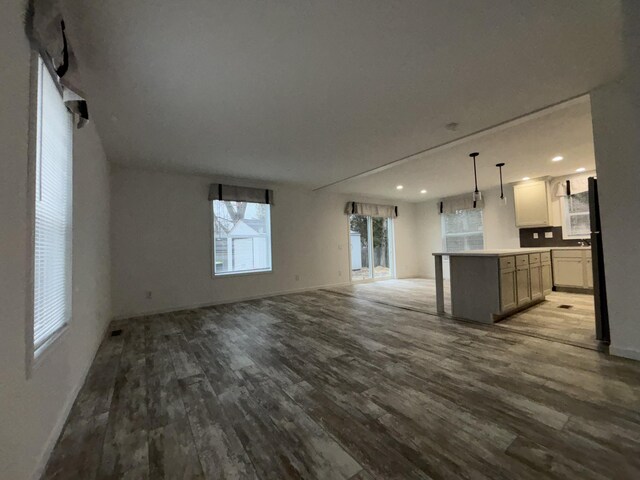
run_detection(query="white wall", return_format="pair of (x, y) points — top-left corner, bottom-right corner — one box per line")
(590, 0), (640, 361)
(0, 2), (112, 478)
(414, 185), (520, 278)
(414, 201), (443, 278)
(390, 201), (421, 280)
(482, 185), (520, 249)
(110, 165), (420, 318)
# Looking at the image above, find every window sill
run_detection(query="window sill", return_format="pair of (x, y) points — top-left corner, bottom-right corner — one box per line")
(561, 234), (591, 241)
(28, 323), (69, 378)
(213, 269), (273, 278)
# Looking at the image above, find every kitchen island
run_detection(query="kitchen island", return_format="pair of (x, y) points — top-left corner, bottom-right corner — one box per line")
(433, 248), (552, 323)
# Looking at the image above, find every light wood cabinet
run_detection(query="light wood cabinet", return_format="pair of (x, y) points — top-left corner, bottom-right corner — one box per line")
(552, 257), (584, 287)
(541, 262), (553, 295)
(552, 249), (593, 290)
(500, 267), (517, 311)
(530, 263), (543, 301)
(516, 265), (531, 305)
(443, 250), (550, 324)
(499, 256), (515, 270)
(499, 252), (548, 313)
(513, 180), (551, 227)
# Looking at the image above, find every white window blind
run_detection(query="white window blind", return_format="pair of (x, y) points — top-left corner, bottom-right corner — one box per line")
(33, 57), (73, 354)
(441, 209), (484, 253)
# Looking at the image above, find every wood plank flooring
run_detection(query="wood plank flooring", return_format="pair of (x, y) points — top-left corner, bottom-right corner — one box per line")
(496, 291), (597, 349)
(43, 290), (640, 479)
(330, 279), (598, 350)
(328, 278), (452, 315)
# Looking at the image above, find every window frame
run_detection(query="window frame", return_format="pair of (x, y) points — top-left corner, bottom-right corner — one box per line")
(440, 208), (485, 253)
(561, 191), (591, 240)
(211, 200), (273, 277)
(25, 54), (74, 375)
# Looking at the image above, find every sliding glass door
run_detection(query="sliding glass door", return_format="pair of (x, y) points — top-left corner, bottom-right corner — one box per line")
(350, 215), (370, 281)
(349, 215), (394, 281)
(372, 217), (392, 278)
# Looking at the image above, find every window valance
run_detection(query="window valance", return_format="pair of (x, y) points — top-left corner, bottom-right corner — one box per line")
(553, 176), (590, 197)
(26, 0), (89, 127)
(345, 202), (398, 218)
(437, 193), (484, 214)
(208, 184), (274, 205)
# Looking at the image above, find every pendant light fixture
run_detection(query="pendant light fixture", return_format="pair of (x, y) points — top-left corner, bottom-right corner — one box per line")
(496, 162), (507, 205)
(470, 152), (481, 208)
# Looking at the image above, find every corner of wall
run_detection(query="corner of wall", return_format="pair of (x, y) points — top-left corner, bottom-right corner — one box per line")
(610, 345), (640, 362)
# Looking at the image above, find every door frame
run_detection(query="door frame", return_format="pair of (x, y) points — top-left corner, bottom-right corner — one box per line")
(347, 215), (396, 284)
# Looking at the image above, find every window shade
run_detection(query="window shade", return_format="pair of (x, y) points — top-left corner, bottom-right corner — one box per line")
(553, 175), (591, 197)
(437, 192), (484, 214)
(33, 57), (73, 353)
(208, 183), (274, 205)
(26, 0), (90, 127)
(345, 202), (398, 218)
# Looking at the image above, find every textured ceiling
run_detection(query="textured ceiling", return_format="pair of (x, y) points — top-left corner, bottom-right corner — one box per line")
(63, 0), (621, 188)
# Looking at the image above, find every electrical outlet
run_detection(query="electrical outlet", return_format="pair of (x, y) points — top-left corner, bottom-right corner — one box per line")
(145, 291), (152, 299)
(533, 233), (539, 239)
(338, 270), (342, 277)
(295, 275), (300, 281)
(544, 231), (553, 239)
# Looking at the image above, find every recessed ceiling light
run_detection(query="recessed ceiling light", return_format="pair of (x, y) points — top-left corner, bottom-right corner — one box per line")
(522, 177), (530, 181)
(552, 156), (564, 162)
(576, 167), (586, 172)
(420, 189), (427, 194)
(396, 185), (404, 190)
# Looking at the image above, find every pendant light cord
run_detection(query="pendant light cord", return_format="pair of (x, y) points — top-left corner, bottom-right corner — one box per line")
(472, 154), (479, 194)
(496, 162), (506, 200)
(470, 152), (480, 208)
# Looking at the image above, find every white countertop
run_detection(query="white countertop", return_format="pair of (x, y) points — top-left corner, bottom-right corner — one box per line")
(549, 246), (591, 250)
(433, 248), (551, 257)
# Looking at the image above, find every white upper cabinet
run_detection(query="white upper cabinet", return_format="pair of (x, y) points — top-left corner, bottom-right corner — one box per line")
(513, 180), (551, 227)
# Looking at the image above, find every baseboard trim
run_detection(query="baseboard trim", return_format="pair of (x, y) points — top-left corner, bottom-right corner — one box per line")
(554, 286), (594, 294)
(492, 298), (546, 322)
(610, 345), (640, 362)
(31, 318), (113, 480)
(112, 281), (353, 321)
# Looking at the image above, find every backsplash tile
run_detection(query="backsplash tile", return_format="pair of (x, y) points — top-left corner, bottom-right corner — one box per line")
(519, 226), (585, 247)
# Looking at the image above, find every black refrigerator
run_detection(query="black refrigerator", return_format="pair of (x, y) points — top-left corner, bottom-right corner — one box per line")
(588, 177), (610, 345)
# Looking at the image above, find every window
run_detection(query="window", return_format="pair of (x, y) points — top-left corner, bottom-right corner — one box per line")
(32, 57), (73, 357)
(349, 215), (394, 281)
(441, 209), (484, 253)
(562, 191), (590, 239)
(212, 200), (272, 275)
